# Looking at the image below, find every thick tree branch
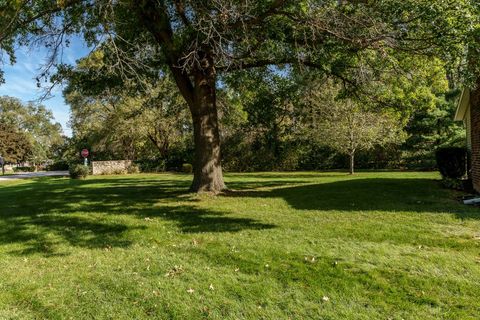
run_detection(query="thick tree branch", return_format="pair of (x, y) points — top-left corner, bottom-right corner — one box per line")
(227, 0), (289, 29)
(136, 0), (195, 108)
(173, 0), (191, 27)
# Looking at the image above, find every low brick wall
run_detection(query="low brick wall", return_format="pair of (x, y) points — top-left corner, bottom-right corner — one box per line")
(92, 160), (132, 175)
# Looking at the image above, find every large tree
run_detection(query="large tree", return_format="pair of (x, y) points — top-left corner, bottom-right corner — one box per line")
(0, 123), (33, 164)
(0, 96), (63, 164)
(0, 0), (476, 191)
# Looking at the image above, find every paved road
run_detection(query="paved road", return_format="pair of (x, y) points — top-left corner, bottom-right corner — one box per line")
(0, 171), (68, 181)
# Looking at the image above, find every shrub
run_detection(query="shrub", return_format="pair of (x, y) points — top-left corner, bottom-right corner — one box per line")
(440, 177), (464, 190)
(69, 164), (89, 179)
(435, 147), (467, 179)
(165, 146), (194, 172)
(127, 164), (140, 174)
(182, 163), (193, 174)
(137, 160), (166, 173)
(13, 166), (35, 173)
(440, 177), (473, 191)
(46, 160), (69, 171)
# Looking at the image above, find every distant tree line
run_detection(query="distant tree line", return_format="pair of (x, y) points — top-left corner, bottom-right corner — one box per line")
(59, 54), (464, 173)
(0, 97), (64, 166)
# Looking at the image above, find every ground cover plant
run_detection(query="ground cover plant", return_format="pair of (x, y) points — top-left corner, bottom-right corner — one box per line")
(0, 172), (479, 319)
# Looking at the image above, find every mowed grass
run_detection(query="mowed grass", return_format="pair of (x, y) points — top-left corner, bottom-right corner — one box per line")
(0, 172), (479, 319)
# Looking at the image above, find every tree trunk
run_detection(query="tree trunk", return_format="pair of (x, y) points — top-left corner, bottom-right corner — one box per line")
(349, 152), (355, 175)
(136, 3), (226, 192)
(188, 54), (226, 193)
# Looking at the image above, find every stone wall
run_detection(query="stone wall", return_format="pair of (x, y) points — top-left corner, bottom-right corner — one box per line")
(92, 160), (132, 175)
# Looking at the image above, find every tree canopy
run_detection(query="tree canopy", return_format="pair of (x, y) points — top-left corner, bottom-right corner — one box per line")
(0, 96), (64, 164)
(1, 0), (479, 190)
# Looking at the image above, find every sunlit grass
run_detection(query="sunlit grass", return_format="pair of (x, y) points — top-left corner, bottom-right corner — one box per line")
(0, 171), (479, 319)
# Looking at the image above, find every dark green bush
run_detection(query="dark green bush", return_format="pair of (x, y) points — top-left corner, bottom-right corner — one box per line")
(136, 159), (165, 173)
(165, 147), (194, 172)
(69, 164), (89, 179)
(435, 147), (467, 179)
(440, 177), (473, 191)
(13, 166), (35, 173)
(46, 160), (69, 171)
(182, 163), (193, 174)
(440, 177), (464, 190)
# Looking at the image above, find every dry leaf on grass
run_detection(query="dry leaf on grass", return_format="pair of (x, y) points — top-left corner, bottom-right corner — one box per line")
(165, 265), (184, 278)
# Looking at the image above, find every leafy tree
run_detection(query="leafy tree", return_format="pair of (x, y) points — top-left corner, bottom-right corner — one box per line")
(403, 88), (466, 168)
(305, 83), (405, 174)
(0, 96), (63, 164)
(0, 0), (477, 191)
(0, 123), (33, 164)
(222, 69), (305, 170)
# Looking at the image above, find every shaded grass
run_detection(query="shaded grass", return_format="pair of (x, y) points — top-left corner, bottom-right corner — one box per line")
(0, 171), (479, 319)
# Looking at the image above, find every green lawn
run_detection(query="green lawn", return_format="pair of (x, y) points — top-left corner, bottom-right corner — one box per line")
(0, 172), (479, 319)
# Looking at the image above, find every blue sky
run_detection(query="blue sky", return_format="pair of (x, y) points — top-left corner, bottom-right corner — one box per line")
(0, 38), (90, 136)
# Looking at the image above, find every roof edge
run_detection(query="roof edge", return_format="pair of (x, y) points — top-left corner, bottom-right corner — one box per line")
(454, 88), (470, 121)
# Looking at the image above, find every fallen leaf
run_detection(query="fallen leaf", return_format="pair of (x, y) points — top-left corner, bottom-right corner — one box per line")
(187, 288), (195, 294)
(209, 284), (214, 290)
(165, 265), (184, 278)
(304, 256), (316, 263)
(322, 296), (330, 302)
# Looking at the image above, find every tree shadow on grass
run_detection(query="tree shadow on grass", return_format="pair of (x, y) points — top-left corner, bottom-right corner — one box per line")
(5, 175), (471, 257)
(0, 176), (278, 256)
(223, 178), (480, 219)
(0, 215), (136, 256)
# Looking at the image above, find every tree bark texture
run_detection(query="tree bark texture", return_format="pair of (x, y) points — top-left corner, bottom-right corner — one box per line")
(349, 152), (355, 175)
(189, 52), (226, 192)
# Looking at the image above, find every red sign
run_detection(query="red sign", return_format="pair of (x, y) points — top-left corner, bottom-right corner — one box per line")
(81, 149), (89, 158)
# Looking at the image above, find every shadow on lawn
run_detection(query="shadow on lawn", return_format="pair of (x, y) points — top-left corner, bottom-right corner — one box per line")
(224, 177), (480, 219)
(1, 174), (477, 256)
(0, 176), (280, 256)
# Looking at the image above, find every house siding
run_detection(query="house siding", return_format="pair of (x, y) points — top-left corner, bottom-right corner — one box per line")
(470, 85), (480, 192)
